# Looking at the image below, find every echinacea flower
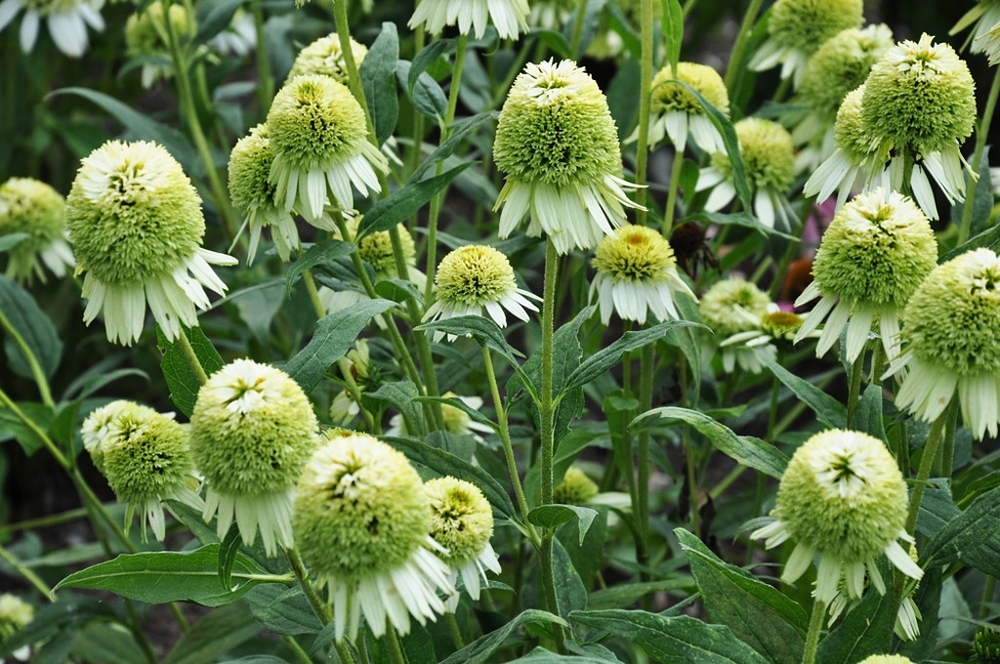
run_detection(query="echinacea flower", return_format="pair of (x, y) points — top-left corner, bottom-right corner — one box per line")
(0, 177), (74, 283)
(887, 248), (1000, 439)
(292, 431), (454, 641)
(83, 400), (203, 541)
(493, 59), (642, 255)
(125, 1), (195, 88)
(65, 140), (236, 346)
(553, 466), (599, 505)
(190, 359), (319, 556)
(720, 305), (811, 365)
(976, 626), (1000, 662)
(856, 657), (916, 664)
(630, 61), (730, 154)
(408, 0), (529, 40)
(267, 74), (388, 223)
(795, 189), (937, 362)
(803, 85), (875, 209)
(590, 224), (694, 325)
(425, 476), (500, 608)
(0, 0), (104, 57)
(423, 244), (539, 341)
(751, 429), (923, 607)
(699, 277), (773, 373)
(0, 593), (33, 659)
(748, 0), (863, 87)
(696, 117), (797, 230)
(288, 34), (367, 84)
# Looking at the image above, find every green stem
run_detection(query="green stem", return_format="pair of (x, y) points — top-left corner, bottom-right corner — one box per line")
(959, 64), (1000, 245)
(0, 507), (89, 533)
(723, 0), (764, 94)
(845, 351), (865, 428)
(283, 636), (315, 664)
(569, 0), (587, 57)
(905, 406), (951, 535)
(124, 599), (159, 664)
(802, 597), (827, 664)
(940, 399), (960, 479)
(0, 543), (53, 598)
(636, 342), (654, 610)
(252, 0), (274, 113)
(175, 326), (209, 385)
(0, 308), (54, 407)
(385, 626), (407, 664)
(0, 387), (70, 469)
(285, 546), (358, 664)
(445, 612), (465, 650)
(663, 147), (685, 236)
(332, 0), (375, 143)
(633, 0), (654, 224)
(301, 267), (327, 320)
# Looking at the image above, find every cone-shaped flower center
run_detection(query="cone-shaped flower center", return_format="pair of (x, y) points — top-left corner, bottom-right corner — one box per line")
(798, 24), (893, 120)
(425, 477), (494, 565)
(768, 0), (863, 55)
(288, 35), (368, 84)
(710, 118), (794, 192)
(435, 245), (518, 307)
(592, 225), (677, 282)
(699, 277), (771, 338)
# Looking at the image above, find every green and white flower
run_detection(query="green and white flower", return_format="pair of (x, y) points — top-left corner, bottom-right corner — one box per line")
(0, 0), (104, 57)
(288, 34), (367, 84)
(699, 277), (773, 373)
(0, 177), (74, 284)
(631, 62), (729, 154)
(408, 0), (529, 39)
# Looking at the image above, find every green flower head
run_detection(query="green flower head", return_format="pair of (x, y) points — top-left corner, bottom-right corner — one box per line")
(425, 476), (494, 566)
(0, 594), (33, 644)
(358, 225), (415, 275)
(288, 35), (368, 84)
(0, 177), (73, 283)
(856, 657), (916, 664)
(436, 245), (517, 307)
(651, 62), (729, 118)
(125, 1), (194, 56)
(553, 467), (599, 505)
(228, 124), (277, 223)
(699, 277), (771, 338)
(832, 84), (873, 164)
(293, 430), (430, 580)
(592, 224), (678, 282)
(760, 309), (803, 342)
(710, 118), (794, 193)
(862, 33), (976, 157)
(767, 0), (863, 57)
(812, 188), (937, 306)
(976, 627), (1000, 664)
(798, 24), (894, 121)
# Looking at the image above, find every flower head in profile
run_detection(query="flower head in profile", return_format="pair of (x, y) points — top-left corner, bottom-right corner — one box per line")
(699, 277), (773, 373)
(328, 339), (372, 426)
(748, 0), (863, 86)
(408, 0), (529, 40)
(0, 177), (74, 283)
(0, 0), (104, 57)
(632, 62), (730, 154)
(590, 224), (694, 325)
(83, 400), (203, 541)
(423, 245), (539, 341)
(0, 593), (33, 655)
(804, 85), (875, 209)
(228, 124), (300, 264)
(292, 431), (453, 641)
(425, 476), (500, 608)
(190, 359), (319, 556)
(288, 34), (367, 84)
(125, 1), (194, 88)
(697, 118), (796, 230)
(553, 466), (599, 505)
(66, 140), (236, 346)
(267, 75), (388, 223)
(493, 59), (642, 254)
(751, 429), (922, 607)
(721, 305), (812, 363)
(888, 248), (1000, 440)
(859, 34), (977, 220)
(795, 189), (937, 362)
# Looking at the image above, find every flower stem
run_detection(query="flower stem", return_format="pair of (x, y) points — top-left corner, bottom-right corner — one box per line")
(301, 266), (327, 321)
(385, 626), (407, 664)
(905, 405), (951, 534)
(569, 0), (587, 57)
(635, 342), (655, 592)
(0, 307), (54, 408)
(175, 326), (210, 386)
(251, 0), (274, 113)
(0, 542), (53, 598)
(285, 546), (359, 664)
(802, 597), (827, 664)
(845, 351), (865, 428)
(959, 64), (1000, 245)
(723, 0), (764, 94)
(633, 0), (654, 224)
(445, 613), (465, 650)
(663, 147), (685, 236)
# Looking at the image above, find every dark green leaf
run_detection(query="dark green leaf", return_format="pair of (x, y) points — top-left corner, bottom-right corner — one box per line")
(70, 622), (149, 664)
(815, 567), (895, 664)
(409, 40), (451, 92)
(359, 22), (400, 145)
(758, 353), (847, 429)
(676, 529), (806, 664)
(53, 545), (277, 607)
(949, 147), (992, 239)
(357, 163), (474, 240)
(939, 211), (1000, 264)
(193, 0), (245, 45)
(397, 61), (447, 122)
(284, 239), (355, 298)
(0, 275), (62, 380)
(855, 383), (887, 442)
(921, 485), (1000, 568)
(438, 610), (566, 664)
(158, 326), (225, 417)
(163, 602), (261, 664)
(505, 647), (619, 663)
(634, 407), (788, 479)
(660, 0), (683, 73)
(245, 584), (323, 636)
(63, 367), (148, 401)
(219, 524), (242, 593)
(0, 400), (53, 455)
(284, 299), (397, 393)
(552, 538), (588, 616)
(528, 504), (598, 545)
(587, 579), (696, 610)
(570, 611), (770, 663)
(367, 380), (425, 437)
(410, 112), (497, 181)
(0, 596), (117, 658)
(373, 278), (422, 303)
(370, 623), (437, 664)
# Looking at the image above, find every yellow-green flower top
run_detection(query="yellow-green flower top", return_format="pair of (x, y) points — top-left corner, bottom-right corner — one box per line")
(650, 62), (730, 117)
(293, 430), (430, 579)
(190, 359), (318, 496)
(266, 75), (370, 171)
(798, 24), (894, 121)
(856, 656), (916, 664)
(0, 594), (33, 643)
(358, 226), (415, 275)
(493, 59), (623, 189)
(699, 277), (771, 338)
(288, 35), (368, 85)
(425, 476), (494, 565)
(862, 34), (976, 156)
(812, 189), (937, 306)
(228, 124), (277, 215)
(553, 467), (599, 505)
(710, 118), (794, 193)
(592, 224), (678, 282)
(975, 626), (1000, 663)
(767, 0), (863, 57)
(435, 245), (518, 308)
(66, 140), (204, 286)
(125, 1), (194, 55)
(901, 248), (1000, 376)
(774, 429), (908, 564)
(832, 85), (873, 163)
(0, 177), (65, 252)
(760, 309), (804, 342)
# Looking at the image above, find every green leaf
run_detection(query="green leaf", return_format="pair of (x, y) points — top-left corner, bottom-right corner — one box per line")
(284, 239), (355, 298)
(163, 602), (261, 664)
(660, 0), (683, 73)
(370, 623), (437, 664)
(634, 407), (788, 479)
(949, 147), (993, 239)
(921, 485), (1000, 568)
(0, 275), (62, 380)
(940, 208), (1000, 264)
(410, 111), (497, 181)
(438, 610), (567, 664)
(374, 278), (422, 303)
(505, 647), (618, 663)
(528, 504), (598, 545)
(409, 39), (451, 93)
(63, 367), (148, 401)
(53, 545), (277, 607)
(70, 622), (149, 664)
(359, 22), (400, 145)
(563, 319), (700, 393)
(219, 524), (242, 593)
(552, 537), (588, 616)
(397, 61), (447, 123)
(0, 400), (53, 455)
(570, 611), (770, 663)
(815, 566), (896, 664)
(367, 380), (425, 437)
(245, 585), (323, 636)
(587, 579), (697, 610)
(0, 596), (117, 658)
(414, 395), (499, 434)
(855, 383), (887, 442)
(193, 0), (245, 45)
(676, 529), (806, 664)
(158, 326), (225, 417)
(0, 233), (29, 253)
(47, 88), (201, 175)
(284, 299), (397, 393)
(758, 353), (847, 429)
(386, 436), (517, 520)
(357, 163), (474, 240)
